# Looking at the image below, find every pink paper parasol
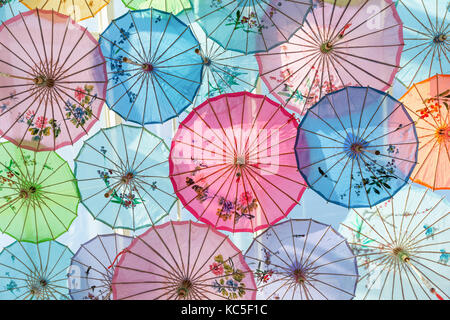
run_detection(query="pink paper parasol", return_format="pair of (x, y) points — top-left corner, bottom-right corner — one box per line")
(112, 220), (257, 300)
(256, 0), (403, 115)
(169, 91), (307, 233)
(0, 9), (107, 151)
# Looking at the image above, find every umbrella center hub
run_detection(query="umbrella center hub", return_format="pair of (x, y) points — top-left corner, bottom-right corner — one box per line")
(392, 247), (409, 262)
(203, 57), (212, 66)
(320, 42), (333, 53)
(293, 269), (306, 284)
(19, 185), (39, 199)
(350, 143), (364, 154)
(195, 48), (212, 66)
(344, 134), (371, 159)
(142, 63), (153, 72)
(29, 277), (48, 295)
(177, 279), (193, 298)
(234, 154), (248, 168)
(121, 172), (135, 184)
(436, 126), (450, 142)
(39, 278), (48, 287)
(34, 76), (55, 88)
(433, 34), (447, 44)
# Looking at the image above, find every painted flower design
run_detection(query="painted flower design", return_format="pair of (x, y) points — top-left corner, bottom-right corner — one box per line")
(225, 9), (267, 34)
(19, 109), (61, 142)
(75, 86), (87, 101)
(239, 191), (253, 206)
(210, 254), (246, 299)
(216, 197), (235, 221)
(416, 90), (449, 121)
(25, 110), (36, 120)
(34, 116), (48, 129)
(226, 279), (239, 291)
(209, 262), (224, 276)
(0, 90), (18, 113)
(255, 269), (273, 284)
(97, 148), (143, 210)
(65, 84), (96, 128)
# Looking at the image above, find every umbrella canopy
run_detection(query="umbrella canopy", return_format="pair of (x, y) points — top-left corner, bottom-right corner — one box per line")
(112, 220), (257, 300)
(99, 8), (203, 125)
(189, 0), (313, 54)
(0, 240), (73, 300)
(170, 91), (307, 233)
(244, 218), (358, 300)
(0, 0), (26, 22)
(0, 9), (107, 152)
(394, 0), (449, 88)
(295, 86), (418, 208)
(75, 124), (176, 231)
(256, 0), (403, 115)
(190, 21), (259, 106)
(121, 0), (191, 14)
(68, 233), (133, 300)
(20, 0), (110, 21)
(0, 141), (79, 243)
(339, 184), (449, 300)
(399, 74), (450, 190)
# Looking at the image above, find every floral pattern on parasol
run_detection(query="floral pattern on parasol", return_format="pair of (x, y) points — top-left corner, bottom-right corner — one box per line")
(75, 124), (176, 231)
(0, 9), (107, 151)
(170, 91), (307, 233)
(245, 219), (358, 300)
(257, 0), (403, 114)
(296, 86), (418, 208)
(399, 74), (450, 190)
(112, 220), (257, 300)
(339, 184), (449, 300)
(189, 0), (313, 54)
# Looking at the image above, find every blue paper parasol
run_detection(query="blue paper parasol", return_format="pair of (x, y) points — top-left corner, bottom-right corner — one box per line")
(295, 86), (419, 208)
(74, 124), (177, 231)
(394, 0), (449, 88)
(189, 0), (312, 54)
(99, 8), (203, 124)
(0, 241), (73, 300)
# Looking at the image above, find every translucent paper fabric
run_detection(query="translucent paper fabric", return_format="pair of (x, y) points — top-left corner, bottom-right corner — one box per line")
(112, 220), (257, 300)
(395, 0), (449, 88)
(99, 8), (203, 124)
(20, 0), (110, 21)
(0, 0), (26, 22)
(75, 124), (176, 231)
(121, 0), (191, 14)
(0, 241), (73, 300)
(399, 74), (450, 190)
(189, 0), (313, 54)
(296, 87), (418, 208)
(244, 219), (358, 300)
(0, 142), (79, 243)
(256, 0), (403, 114)
(189, 22), (259, 106)
(170, 92), (307, 233)
(0, 9), (107, 151)
(339, 184), (449, 300)
(68, 233), (133, 300)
